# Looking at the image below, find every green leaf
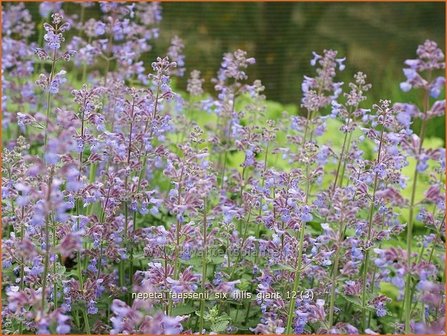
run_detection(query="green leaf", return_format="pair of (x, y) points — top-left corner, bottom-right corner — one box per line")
(271, 264), (295, 272)
(211, 320), (229, 333)
(341, 294), (375, 313)
(379, 282), (399, 301)
(172, 304), (197, 315)
(237, 278), (251, 291)
(180, 256), (202, 268)
(132, 253), (145, 266)
(207, 256), (225, 265)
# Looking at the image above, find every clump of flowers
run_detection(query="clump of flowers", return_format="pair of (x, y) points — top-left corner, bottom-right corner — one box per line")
(2, 2), (445, 335)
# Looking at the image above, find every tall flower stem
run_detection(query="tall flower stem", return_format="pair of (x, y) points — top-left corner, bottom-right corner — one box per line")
(102, 21), (114, 86)
(129, 87), (160, 289)
(255, 142), (269, 250)
(361, 127), (385, 331)
(285, 210), (306, 334)
(168, 168), (184, 315)
(121, 99), (135, 289)
(285, 165), (311, 334)
(35, 19), (45, 74)
(229, 211), (252, 280)
(332, 131), (349, 192)
(81, 37), (92, 84)
(367, 213), (386, 326)
(332, 109), (354, 192)
(327, 111), (356, 327)
(328, 222), (346, 327)
(76, 98), (86, 292)
(285, 105), (315, 334)
(52, 224), (57, 309)
(410, 214), (443, 315)
(96, 185), (112, 279)
(75, 108), (91, 335)
(219, 94), (236, 189)
(338, 131), (354, 188)
(44, 49), (57, 147)
(403, 88), (429, 333)
(41, 165), (55, 314)
(19, 207), (25, 291)
(302, 108), (312, 145)
(134, 86), (160, 206)
(199, 197), (208, 332)
(18, 206), (25, 334)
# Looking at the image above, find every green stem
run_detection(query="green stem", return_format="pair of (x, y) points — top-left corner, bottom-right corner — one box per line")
(41, 166), (55, 314)
(96, 186), (112, 279)
(220, 148), (228, 189)
(128, 86), (161, 292)
(134, 86), (160, 205)
(120, 101), (135, 290)
(332, 132), (348, 193)
(240, 166), (246, 202)
(76, 98), (86, 293)
(83, 308), (91, 334)
(219, 94), (236, 189)
(168, 168), (184, 314)
(19, 207), (25, 334)
(44, 50), (57, 147)
(81, 37), (92, 84)
(199, 197), (208, 332)
(285, 165), (310, 334)
(361, 127), (385, 331)
(229, 211), (252, 280)
(339, 131), (354, 188)
(103, 24), (114, 86)
(53, 223), (57, 309)
(403, 88), (429, 333)
(255, 142), (269, 240)
(35, 19), (45, 74)
(328, 222), (346, 327)
(285, 220), (306, 334)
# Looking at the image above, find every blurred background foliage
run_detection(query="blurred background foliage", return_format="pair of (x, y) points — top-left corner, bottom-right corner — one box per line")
(20, 2), (446, 140)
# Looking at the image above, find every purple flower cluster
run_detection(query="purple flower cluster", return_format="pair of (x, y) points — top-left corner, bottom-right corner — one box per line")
(2, 2), (445, 335)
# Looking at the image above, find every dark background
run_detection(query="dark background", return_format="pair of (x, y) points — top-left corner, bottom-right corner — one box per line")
(158, 3), (445, 102)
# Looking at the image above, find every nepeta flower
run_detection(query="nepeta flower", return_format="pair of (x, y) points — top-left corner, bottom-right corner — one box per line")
(187, 70), (204, 96)
(39, 2), (63, 18)
(167, 36), (185, 77)
(214, 49), (256, 92)
(400, 40), (445, 92)
(371, 295), (391, 317)
(302, 49), (345, 111)
(2, 3), (34, 38)
(48, 70), (67, 94)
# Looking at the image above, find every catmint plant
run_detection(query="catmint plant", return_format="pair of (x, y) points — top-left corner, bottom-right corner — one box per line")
(2, 2), (445, 335)
(398, 40), (445, 334)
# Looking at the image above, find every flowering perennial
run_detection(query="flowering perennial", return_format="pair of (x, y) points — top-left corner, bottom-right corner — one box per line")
(2, 2), (445, 335)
